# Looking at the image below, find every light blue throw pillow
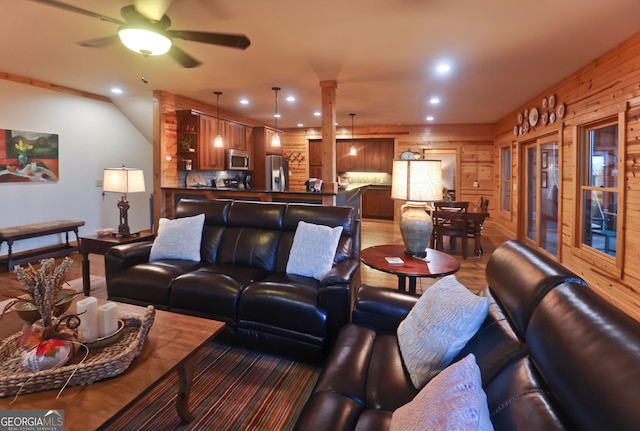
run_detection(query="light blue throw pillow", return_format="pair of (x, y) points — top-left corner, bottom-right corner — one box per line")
(286, 221), (343, 280)
(398, 274), (489, 388)
(149, 213), (205, 262)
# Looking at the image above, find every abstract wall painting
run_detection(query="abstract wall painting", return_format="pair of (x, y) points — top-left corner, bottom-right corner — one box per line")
(0, 129), (59, 183)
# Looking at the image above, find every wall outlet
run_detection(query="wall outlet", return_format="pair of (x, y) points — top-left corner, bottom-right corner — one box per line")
(473, 181), (479, 188)
(95, 179), (103, 187)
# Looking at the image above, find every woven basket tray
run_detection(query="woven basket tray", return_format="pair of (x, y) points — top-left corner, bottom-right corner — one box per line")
(0, 305), (155, 398)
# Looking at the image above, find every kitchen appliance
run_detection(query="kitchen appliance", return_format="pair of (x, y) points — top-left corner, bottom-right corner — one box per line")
(226, 149), (250, 171)
(265, 155), (289, 191)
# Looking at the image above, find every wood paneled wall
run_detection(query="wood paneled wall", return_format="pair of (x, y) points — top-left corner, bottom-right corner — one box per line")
(493, 31), (640, 320)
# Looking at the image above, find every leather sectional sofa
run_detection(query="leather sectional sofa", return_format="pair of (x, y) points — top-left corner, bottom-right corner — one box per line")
(294, 240), (640, 430)
(105, 199), (360, 359)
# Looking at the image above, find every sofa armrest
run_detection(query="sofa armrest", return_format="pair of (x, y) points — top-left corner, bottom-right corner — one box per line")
(319, 259), (360, 286)
(104, 241), (153, 276)
(351, 284), (419, 333)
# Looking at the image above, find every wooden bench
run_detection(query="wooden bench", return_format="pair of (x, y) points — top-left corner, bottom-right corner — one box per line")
(0, 220), (85, 271)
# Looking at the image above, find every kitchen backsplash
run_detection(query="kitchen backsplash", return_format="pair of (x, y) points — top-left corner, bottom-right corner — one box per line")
(341, 172), (391, 185)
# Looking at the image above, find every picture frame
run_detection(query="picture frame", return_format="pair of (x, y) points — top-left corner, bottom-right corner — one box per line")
(541, 171), (548, 188)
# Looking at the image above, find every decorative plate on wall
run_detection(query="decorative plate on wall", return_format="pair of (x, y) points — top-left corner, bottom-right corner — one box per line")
(518, 112), (523, 124)
(549, 94), (556, 109)
(542, 97), (548, 109)
(541, 111), (549, 126)
(523, 119), (530, 132)
(529, 108), (539, 126)
(514, 126), (519, 136)
(549, 112), (556, 123)
(557, 103), (566, 119)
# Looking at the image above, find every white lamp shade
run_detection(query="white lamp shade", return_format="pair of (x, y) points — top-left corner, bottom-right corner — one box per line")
(103, 167), (146, 194)
(118, 27), (172, 55)
(391, 159), (442, 202)
(271, 133), (281, 147)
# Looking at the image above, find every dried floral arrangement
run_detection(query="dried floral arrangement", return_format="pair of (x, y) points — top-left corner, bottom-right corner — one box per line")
(2, 257), (75, 321)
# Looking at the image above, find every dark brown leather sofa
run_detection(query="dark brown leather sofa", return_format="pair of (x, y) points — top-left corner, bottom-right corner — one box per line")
(105, 199), (360, 359)
(295, 240), (640, 430)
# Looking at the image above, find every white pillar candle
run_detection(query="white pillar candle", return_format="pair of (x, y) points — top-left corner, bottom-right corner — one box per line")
(76, 297), (99, 342)
(98, 302), (119, 338)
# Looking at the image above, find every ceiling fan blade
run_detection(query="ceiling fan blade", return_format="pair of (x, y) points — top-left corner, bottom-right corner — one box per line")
(77, 35), (120, 48)
(29, 0), (124, 25)
(168, 30), (250, 50)
(168, 45), (202, 68)
(134, 0), (173, 22)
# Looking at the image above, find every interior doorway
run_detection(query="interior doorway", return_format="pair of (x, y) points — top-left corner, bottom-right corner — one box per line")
(421, 149), (459, 200)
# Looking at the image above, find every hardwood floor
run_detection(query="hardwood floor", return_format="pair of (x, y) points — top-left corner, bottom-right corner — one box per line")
(0, 218), (510, 302)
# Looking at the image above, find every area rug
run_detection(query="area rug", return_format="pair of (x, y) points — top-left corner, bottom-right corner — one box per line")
(100, 340), (320, 431)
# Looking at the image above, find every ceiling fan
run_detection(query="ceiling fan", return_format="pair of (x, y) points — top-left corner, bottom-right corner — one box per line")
(31, 0), (251, 68)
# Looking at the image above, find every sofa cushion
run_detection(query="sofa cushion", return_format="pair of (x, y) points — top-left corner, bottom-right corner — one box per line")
(286, 221), (343, 280)
(398, 274), (489, 388)
(390, 354), (493, 431)
(149, 213), (205, 261)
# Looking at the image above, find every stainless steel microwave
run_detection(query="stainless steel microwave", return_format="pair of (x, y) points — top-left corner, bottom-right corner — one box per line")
(226, 149), (250, 170)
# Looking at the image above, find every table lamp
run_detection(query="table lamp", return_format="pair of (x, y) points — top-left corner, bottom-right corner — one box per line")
(391, 159), (442, 257)
(103, 166), (146, 236)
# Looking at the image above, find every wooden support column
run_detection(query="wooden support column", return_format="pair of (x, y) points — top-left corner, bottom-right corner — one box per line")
(320, 80), (338, 196)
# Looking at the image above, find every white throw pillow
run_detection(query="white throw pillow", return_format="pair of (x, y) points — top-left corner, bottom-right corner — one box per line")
(390, 354), (494, 431)
(286, 221), (343, 280)
(398, 274), (489, 388)
(149, 213), (205, 262)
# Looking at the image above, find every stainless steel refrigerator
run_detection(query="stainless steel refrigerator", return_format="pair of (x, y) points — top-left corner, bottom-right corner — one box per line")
(265, 155), (289, 191)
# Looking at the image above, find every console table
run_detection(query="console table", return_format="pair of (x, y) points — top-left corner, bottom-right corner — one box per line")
(0, 220), (85, 271)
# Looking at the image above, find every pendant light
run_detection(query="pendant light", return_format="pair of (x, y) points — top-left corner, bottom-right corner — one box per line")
(213, 91), (224, 148)
(349, 113), (357, 156)
(271, 86), (281, 147)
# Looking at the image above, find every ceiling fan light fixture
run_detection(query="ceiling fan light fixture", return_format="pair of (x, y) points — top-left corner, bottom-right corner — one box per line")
(118, 27), (172, 56)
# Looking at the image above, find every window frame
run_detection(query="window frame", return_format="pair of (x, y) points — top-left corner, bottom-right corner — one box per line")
(573, 110), (626, 276)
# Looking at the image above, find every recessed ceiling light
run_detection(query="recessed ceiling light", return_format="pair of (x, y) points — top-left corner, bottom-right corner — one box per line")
(286, 96), (295, 102)
(297, 123), (304, 127)
(111, 88), (123, 94)
(430, 97), (440, 105)
(426, 116), (435, 121)
(313, 112), (321, 117)
(240, 98), (249, 105)
(435, 63), (451, 74)
(274, 114), (281, 118)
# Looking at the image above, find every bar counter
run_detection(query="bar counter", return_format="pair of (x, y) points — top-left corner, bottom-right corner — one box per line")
(161, 184), (369, 218)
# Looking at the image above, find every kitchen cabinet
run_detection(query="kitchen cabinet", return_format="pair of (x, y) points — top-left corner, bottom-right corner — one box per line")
(336, 140), (365, 173)
(225, 121), (250, 151)
(311, 138), (394, 174)
(176, 110), (224, 170)
(362, 186), (394, 220)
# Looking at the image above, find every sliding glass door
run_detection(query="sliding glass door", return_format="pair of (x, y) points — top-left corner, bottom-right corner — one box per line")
(523, 137), (559, 257)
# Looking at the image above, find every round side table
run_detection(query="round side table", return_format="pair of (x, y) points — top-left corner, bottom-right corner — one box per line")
(361, 244), (460, 294)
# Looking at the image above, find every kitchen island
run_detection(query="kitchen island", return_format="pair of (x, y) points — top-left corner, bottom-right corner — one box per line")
(161, 184), (369, 219)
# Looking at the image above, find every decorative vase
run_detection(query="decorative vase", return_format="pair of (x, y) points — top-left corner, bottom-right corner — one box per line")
(18, 153), (28, 166)
(399, 203), (432, 257)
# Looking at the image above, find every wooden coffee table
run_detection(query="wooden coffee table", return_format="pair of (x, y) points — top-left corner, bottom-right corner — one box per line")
(0, 300), (225, 430)
(361, 244), (461, 294)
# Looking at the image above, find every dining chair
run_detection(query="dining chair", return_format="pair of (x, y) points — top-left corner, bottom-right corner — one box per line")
(432, 201), (470, 259)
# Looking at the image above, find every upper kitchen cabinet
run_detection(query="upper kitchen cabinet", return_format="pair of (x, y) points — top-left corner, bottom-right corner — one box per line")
(253, 126), (281, 157)
(176, 110), (224, 171)
(225, 120), (251, 151)
(364, 138), (394, 172)
(310, 138), (394, 174)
